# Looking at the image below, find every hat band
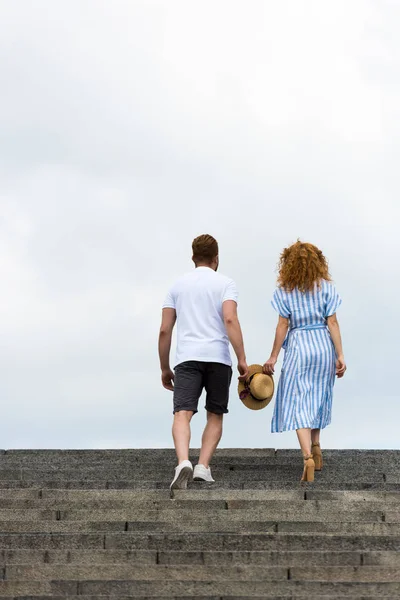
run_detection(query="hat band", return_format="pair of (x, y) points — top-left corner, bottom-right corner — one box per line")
(239, 381), (266, 402)
(239, 388), (251, 400)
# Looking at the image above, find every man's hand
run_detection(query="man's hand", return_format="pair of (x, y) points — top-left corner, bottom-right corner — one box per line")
(336, 356), (347, 378)
(237, 359), (249, 382)
(263, 356), (277, 375)
(161, 368), (175, 391)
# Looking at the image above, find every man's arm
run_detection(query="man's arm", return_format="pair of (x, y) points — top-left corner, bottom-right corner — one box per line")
(158, 308), (177, 390)
(222, 300), (248, 380)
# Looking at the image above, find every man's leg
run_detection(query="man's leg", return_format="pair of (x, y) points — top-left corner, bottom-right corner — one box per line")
(172, 361), (203, 462)
(198, 412), (223, 468)
(170, 362), (203, 493)
(172, 410), (194, 463)
(194, 363), (232, 480)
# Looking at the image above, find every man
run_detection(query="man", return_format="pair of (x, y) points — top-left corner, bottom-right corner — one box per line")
(158, 234), (248, 494)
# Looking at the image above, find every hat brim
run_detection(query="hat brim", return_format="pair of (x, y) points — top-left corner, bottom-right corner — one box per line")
(238, 364), (274, 411)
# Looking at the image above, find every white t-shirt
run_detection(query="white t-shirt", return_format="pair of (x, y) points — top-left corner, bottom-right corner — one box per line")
(163, 266), (238, 367)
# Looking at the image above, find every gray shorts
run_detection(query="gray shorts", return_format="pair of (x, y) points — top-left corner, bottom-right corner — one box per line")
(173, 361), (233, 415)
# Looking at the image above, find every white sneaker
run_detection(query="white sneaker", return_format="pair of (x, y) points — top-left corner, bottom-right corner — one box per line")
(193, 464), (215, 483)
(170, 460), (193, 496)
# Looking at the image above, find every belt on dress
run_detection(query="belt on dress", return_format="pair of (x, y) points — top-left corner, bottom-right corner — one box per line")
(282, 323), (328, 350)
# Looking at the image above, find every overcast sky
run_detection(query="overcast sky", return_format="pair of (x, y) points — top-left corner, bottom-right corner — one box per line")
(0, 0), (398, 450)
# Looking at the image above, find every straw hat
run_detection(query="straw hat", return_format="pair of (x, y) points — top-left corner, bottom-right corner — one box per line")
(238, 364), (274, 411)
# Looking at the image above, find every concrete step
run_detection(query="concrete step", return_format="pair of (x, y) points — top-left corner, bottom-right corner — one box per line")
(0, 521), (397, 535)
(0, 595), (391, 600)
(275, 522), (400, 534)
(1, 480), (400, 492)
(0, 548), (158, 564)
(290, 565), (400, 581)
(0, 581), (70, 595)
(104, 532), (400, 551)
(0, 456), (390, 468)
(2, 481), (399, 493)
(0, 596), (392, 600)
(0, 499), (396, 518)
(0, 456), (280, 466)
(2, 447), (399, 460)
(158, 549), (365, 567)
(0, 534), (104, 549)
(15, 579), (400, 597)
(0, 549), (365, 566)
(1, 448), (275, 457)
(4, 563), (400, 583)
(0, 531), (399, 551)
(5, 563), (289, 581)
(0, 469), (386, 483)
(1, 520), (400, 535)
(0, 504), (387, 522)
(40, 489), (306, 501)
(39, 488), (400, 502)
(56, 506), (387, 523)
(0, 462), (387, 473)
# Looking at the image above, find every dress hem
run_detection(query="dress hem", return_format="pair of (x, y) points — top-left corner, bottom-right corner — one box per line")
(271, 421), (331, 433)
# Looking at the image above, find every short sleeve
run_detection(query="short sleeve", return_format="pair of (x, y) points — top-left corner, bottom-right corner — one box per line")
(271, 288), (290, 318)
(222, 279), (238, 304)
(162, 288), (176, 310)
(325, 285), (342, 317)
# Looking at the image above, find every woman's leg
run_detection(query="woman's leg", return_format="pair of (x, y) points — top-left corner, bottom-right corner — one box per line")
(297, 427), (315, 482)
(296, 428), (312, 457)
(311, 428), (323, 470)
(311, 428), (321, 446)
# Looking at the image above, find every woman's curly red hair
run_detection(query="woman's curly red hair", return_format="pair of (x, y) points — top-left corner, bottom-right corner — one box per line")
(278, 241), (331, 292)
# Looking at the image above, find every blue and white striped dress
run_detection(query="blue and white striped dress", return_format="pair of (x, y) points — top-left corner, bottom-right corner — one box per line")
(271, 280), (342, 433)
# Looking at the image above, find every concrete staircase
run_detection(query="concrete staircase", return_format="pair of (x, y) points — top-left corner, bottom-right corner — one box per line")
(0, 449), (398, 598)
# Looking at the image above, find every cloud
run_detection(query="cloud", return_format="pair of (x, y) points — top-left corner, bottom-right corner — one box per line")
(0, 0), (398, 449)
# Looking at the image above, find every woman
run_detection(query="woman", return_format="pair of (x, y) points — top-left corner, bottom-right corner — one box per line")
(263, 241), (346, 482)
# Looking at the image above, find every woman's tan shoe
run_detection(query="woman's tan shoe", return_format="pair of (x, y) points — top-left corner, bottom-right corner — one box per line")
(312, 442), (323, 471)
(301, 455), (315, 483)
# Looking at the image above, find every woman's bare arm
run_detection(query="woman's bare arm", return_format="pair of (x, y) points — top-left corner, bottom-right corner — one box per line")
(327, 313), (346, 377)
(263, 316), (289, 375)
